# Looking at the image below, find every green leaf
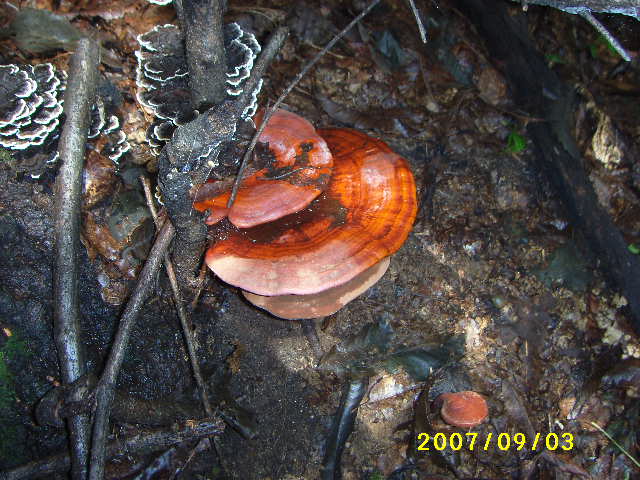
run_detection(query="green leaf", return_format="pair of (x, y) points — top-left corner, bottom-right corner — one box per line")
(628, 243), (640, 255)
(507, 131), (526, 153)
(545, 53), (565, 67)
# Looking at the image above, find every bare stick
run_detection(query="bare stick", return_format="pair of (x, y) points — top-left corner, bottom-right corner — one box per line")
(141, 176), (213, 416)
(408, 0), (428, 43)
(227, 0), (382, 208)
(579, 10), (631, 62)
(190, 260), (209, 310)
(1, 417), (224, 480)
(53, 36), (100, 480)
(179, 0), (228, 108)
(88, 221), (175, 480)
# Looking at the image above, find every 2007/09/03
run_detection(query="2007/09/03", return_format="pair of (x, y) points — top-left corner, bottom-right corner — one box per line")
(417, 432), (575, 452)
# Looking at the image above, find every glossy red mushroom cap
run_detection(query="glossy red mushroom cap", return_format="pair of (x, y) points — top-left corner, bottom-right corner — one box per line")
(205, 128), (417, 296)
(194, 109), (333, 228)
(436, 391), (489, 429)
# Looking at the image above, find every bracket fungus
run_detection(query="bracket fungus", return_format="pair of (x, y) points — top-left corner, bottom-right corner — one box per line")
(194, 108), (333, 228)
(0, 63), (65, 151)
(0, 63), (129, 178)
(136, 22), (261, 155)
(198, 109), (417, 319)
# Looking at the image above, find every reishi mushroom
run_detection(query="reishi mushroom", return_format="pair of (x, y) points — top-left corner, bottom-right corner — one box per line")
(197, 109), (417, 319)
(243, 257), (391, 320)
(194, 108), (333, 228)
(435, 391), (489, 429)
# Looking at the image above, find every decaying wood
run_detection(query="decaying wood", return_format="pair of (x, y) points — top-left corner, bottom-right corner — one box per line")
(1, 417), (224, 480)
(510, 0), (637, 60)
(53, 36), (100, 480)
(511, 0), (640, 16)
(158, 27), (287, 292)
(179, 0), (227, 109)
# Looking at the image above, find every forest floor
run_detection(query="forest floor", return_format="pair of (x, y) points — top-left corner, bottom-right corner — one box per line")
(0, 0), (639, 479)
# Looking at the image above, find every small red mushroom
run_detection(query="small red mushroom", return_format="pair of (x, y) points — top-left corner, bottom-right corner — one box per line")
(436, 391), (488, 429)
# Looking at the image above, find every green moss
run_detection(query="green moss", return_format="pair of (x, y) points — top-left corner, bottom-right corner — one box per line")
(0, 335), (29, 410)
(0, 334), (30, 441)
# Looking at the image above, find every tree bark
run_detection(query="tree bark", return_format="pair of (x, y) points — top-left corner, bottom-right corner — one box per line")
(179, 0), (227, 110)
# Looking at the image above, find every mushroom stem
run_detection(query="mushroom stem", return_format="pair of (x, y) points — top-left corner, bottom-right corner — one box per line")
(53, 37), (100, 480)
(88, 221), (175, 480)
(179, 0), (228, 109)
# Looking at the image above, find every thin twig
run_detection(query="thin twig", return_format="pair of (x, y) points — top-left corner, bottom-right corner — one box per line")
(227, 0), (382, 208)
(53, 36), (100, 480)
(1, 417), (224, 480)
(140, 176), (213, 416)
(407, 0), (428, 43)
(190, 260), (209, 310)
(578, 10), (631, 62)
(88, 221), (175, 480)
(590, 421), (640, 468)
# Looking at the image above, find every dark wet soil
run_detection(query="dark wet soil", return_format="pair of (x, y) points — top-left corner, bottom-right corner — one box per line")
(1, 1), (639, 479)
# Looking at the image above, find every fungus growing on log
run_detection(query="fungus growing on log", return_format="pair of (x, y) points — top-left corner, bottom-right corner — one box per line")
(0, 63), (64, 151)
(243, 257), (391, 319)
(136, 22), (262, 155)
(199, 112), (417, 318)
(0, 63), (129, 178)
(436, 391), (489, 428)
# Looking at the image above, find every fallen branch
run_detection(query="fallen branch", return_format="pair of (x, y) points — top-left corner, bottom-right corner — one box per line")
(1, 417), (224, 480)
(179, 0), (227, 108)
(510, 0), (635, 61)
(53, 36), (100, 480)
(88, 220), (175, 480)
(141, 176), (213, 416)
